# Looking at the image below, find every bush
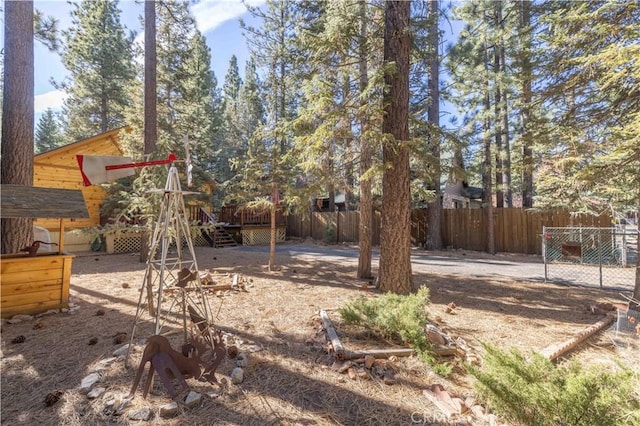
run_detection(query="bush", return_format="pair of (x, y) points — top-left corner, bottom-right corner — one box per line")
(337, 287), (452, 374)
(469, 344), (640, 426)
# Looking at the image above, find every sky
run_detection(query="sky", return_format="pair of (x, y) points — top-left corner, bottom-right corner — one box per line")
(27, 0), (265, 119)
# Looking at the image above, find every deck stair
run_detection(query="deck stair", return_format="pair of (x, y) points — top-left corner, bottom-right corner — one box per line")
(213, 225), (238, 248)
(192, 207), (238, 248)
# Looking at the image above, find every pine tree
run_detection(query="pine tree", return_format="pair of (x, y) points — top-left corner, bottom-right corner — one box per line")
(58, 0), (134, 142)
(237, 0), (302, 270)
(218, 55), (244, 183)
(534, 1), (640, 299)
(106, 0), (220, 221)
(35, 108), (65, 153)
(237, 57), (265, 152)
(379, 0), (413, 294)
(1, 0), (35, 254)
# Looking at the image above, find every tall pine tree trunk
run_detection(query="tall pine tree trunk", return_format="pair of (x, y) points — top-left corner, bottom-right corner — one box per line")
(379, 0), (413, 294)
(140, 0), (157, 263)
(483, 28), (495, 255)
(357, 0), (373, 279)
(425, 0), (442, 251)
(520, 0), (533, 208)
(493, 6), (503, 209)
(498, 5), (512, 208)
(1, 0), (35, 254)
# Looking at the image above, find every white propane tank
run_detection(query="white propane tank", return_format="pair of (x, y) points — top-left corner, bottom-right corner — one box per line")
(33, 225), (52, 253)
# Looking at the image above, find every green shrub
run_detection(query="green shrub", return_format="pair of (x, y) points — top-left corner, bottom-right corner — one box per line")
(337, 287), (451, 374)
(323, 222), (336, 243)
(469, 344), (640, 426)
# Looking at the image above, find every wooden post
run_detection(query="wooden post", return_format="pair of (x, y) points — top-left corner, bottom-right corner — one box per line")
(58, 218), (65, 253)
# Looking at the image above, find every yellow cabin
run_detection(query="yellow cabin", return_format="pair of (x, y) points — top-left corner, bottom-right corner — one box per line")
(33, 126), (129, 231)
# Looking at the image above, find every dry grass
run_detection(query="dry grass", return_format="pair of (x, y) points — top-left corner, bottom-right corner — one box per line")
(1, 242), (635, 425)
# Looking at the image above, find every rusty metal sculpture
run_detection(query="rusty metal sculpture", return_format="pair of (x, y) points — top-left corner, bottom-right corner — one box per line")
(129, 335), (208, 399)
(20, 240), (58, 256)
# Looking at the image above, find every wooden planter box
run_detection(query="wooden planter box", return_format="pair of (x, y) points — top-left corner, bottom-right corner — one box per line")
(1, 252), (74, 318)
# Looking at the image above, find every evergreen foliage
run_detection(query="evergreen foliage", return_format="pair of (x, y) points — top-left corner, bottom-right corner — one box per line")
(338, 287), (450, 375)
(104, 0), (220, 221)
(57, 0), (135, 141)
(34, 108), (65, 153)
(533, 1), (640, 216)
(469, 345), (640, 426)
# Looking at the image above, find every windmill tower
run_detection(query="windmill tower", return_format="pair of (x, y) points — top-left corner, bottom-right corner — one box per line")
(76, 153), (223, 374)
(125, 162), (222, 369)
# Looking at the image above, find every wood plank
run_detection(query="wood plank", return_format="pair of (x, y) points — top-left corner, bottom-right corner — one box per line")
(1, 279), (63, 296)
(0, 185), (89, 219)
(1, 289), (64, 308)
(1, 254), (72, 273)
(61, 256), (72, 305)
(1, 268), (64, 286)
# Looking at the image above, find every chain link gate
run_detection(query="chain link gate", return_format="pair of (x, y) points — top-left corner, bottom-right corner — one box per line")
(542, 226), (638, 289)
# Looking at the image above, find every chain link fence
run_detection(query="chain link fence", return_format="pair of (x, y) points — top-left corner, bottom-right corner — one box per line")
(542, 226), (638, 290)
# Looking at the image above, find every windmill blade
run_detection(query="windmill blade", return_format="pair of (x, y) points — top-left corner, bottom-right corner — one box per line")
(76, 155), (135, 186)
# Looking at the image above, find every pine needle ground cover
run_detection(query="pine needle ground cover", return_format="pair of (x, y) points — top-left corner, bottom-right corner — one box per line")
(1, 243), (637, 425)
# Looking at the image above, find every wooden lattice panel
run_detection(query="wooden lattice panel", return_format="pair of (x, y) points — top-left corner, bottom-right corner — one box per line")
(107, 232), (210, 254)
(241, 227), (286, 246)
(112, 232), (142, 254)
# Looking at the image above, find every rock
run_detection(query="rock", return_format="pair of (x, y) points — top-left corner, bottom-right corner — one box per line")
(160, 402), (179, 418)
(183, 391), (202, 408)
(425, 324), (447, 346)
(112, 344), (130, 357)
(247, 344), (263, 353)
(87, 387), (106, 399)
(97, 357), (118, 368)
(128, 407), (153, 421)
(88, 337), (98, 345)
(230, 367), (244, 384)
(32, 321), (45, 330)
(236, 352), (249, 367)
(79, 373), (101, 394)
(36, 309), (59, 318)
(10, 314), (34, 323)
(104, 395), (131, 416)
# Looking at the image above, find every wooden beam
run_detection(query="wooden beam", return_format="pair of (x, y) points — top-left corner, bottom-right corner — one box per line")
(0, 185), (89, 219)
(538, 315), (615, 361)
(319, 309), (346, 358)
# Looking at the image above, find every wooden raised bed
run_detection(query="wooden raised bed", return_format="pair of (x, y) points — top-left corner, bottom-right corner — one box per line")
(1, 252), (74, 318)
(1, 185), (89, 318)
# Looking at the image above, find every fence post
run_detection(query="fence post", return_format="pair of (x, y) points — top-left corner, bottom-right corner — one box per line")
(598, 230), (603, 288)
(543, 226), (548, 282)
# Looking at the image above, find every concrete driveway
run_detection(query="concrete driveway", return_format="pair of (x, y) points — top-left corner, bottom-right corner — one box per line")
(233, 242), (635, 292)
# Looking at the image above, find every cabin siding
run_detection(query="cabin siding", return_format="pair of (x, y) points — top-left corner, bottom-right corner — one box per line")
(33, 128), (127, 230)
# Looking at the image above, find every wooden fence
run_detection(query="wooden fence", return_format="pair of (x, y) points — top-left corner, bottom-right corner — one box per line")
(286, 208), (612, 255)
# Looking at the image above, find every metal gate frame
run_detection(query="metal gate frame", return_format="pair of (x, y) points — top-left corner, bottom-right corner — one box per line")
(542, 226), (638, 289)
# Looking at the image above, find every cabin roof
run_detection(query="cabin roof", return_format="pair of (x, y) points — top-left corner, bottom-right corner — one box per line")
(0, 185), (89, 219)
(34, 126), (129, 161)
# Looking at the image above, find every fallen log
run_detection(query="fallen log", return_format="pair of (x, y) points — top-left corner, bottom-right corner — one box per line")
(341, 348), (415, 360)
(537, 314), (615, 361)
(319, 310), (345, 358)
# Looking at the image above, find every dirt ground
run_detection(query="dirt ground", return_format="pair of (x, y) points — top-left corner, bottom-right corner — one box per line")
(1, 242), (638, 426)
